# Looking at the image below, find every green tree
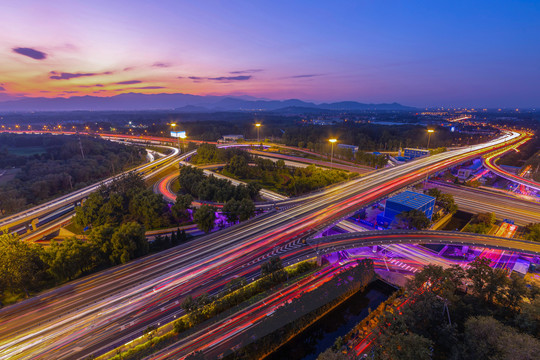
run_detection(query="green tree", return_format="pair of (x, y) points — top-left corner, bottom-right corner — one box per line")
(109, 222), (148, 264)
(193, 205), (216, 233)
(237, 198), (255, 221)
(129, 190), (168, 229)
(172, 194), (193, 221)
(396, 209), (430, 230)
(524, 223), (540, 242)
(223, 199), (240, 223)
(87, 225), (115, 265)
(373, 332), (433, 360)
(45, 237), (94, 282)
(461, 316), (540, 360)
(227, 155), (250, 178)
(466, 257), (494, 302)
(426, 188), (441, 200)
(438, 193), (458, 213)
(0, 232), (48, 297)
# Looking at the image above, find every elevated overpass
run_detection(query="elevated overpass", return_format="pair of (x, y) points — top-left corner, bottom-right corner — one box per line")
(310, 230), (540, 256)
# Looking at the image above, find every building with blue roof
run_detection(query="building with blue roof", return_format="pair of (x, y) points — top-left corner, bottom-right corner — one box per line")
(404, 148), (430, 159)
(377, 191), (436, 227)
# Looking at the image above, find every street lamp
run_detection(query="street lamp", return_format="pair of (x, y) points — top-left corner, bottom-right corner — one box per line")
(329, 138), (337, 166)
(426, 129), (434, 150)
(179, 131), (186, 153)
(255, 123), (261, 143)
(424, 129), (435, 186)
(171, 123), (181, 151)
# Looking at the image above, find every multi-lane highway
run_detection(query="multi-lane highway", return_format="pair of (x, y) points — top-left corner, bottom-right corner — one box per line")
(428, 181), (540, 225)
(0, 130), (529, 359)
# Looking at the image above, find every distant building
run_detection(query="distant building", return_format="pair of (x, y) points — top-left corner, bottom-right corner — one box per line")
(377, 191), (436, 227)
(220, 134), (244, 143)
(337, 144), (359, 153)
(404, 148), (430, 159)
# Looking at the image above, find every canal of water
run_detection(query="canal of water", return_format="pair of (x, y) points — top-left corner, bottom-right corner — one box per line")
(265, 280), (396, 360)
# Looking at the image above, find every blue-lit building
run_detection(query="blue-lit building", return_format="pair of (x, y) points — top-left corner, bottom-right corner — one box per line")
(377, 191), (436, 227)
(404, 148), (430, 159)
(337, 144), (359, 153)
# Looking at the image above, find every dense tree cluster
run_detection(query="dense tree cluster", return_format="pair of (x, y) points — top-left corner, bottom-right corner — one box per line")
(396, 209), (431, 230)
(524, 223), (540, 242)
(463, 211), (496, 234)
(178, 165), (260, 202)
(0, 227), (192, 305)
(370, 259), (540, 360)
(426, 188), (458, 213)
(190, 143), (250, 165)
(223, 152), (350, 196)
(282, 124), (465, 153)
(193, 204), (216, 233)
(74, 173), (174, 230)
(0, 134), (145, 216)
(222, 198), (256, 224)
(0, 223), (148, 303)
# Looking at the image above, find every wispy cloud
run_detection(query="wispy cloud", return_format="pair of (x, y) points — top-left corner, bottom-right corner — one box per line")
(290, 74), (322, 78)
(0, 86), (5, 91)
(79, 84), (104, 88)
(229, 69), (263, 74)
(208, 75), (251, 81)
(133, 86), (165, 89)
(187, 75), (253, 82)
(12, 47), (47, 60)
(152, 62), (171, 68)
(49, 71), (112, 80)
(115, 80), (142, 85)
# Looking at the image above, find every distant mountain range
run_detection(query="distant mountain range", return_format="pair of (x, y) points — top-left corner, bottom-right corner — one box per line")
(0, 93), (415, 112)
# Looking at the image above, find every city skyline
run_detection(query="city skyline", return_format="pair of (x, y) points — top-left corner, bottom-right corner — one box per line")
(1, 0), (539, 108)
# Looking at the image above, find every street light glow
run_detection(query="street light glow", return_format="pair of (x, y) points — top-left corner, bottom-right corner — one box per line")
(427, 129), (434, 133)
(329, 138), (337, 143)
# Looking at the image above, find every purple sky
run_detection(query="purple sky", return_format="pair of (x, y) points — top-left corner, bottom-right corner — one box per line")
(1, 0), (539, 108)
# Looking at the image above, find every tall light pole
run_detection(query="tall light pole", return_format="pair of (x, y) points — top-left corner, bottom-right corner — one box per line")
(255, 123), (261, 143)
(329, 138), (337, 166)
(171, 123), (180, 151)
(179, 132), (186, 153)
(426, 129), (434, 150)
(424, 129), (435, 186)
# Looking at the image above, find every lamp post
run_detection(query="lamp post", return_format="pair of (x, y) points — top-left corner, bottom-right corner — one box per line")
(329, 138), (337, 166)
(255, 123), (261, 143)
(179, 132), (186, 153)
(426, 129), (434, 150)
(424, 129), (435, 186)
(171, 123), (181, 151)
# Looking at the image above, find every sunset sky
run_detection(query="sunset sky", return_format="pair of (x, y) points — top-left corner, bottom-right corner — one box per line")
(1, 0), (539, 107)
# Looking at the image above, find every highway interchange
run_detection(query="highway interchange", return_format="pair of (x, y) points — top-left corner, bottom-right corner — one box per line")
(0, 130), (538, 359)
